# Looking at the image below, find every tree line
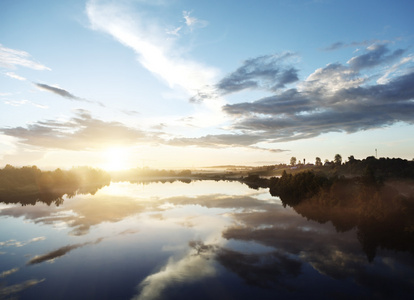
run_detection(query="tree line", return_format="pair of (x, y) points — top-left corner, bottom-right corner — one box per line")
(288, 155), (414, 178)
(0, 165), (111, 206)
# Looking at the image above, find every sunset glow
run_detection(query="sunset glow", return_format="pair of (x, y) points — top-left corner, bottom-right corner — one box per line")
(101, 147), (131, 171)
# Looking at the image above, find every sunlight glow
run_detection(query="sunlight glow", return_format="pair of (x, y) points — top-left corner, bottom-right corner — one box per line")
(102, 147), (131, 171)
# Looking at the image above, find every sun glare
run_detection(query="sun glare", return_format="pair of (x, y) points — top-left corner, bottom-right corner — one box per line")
(102, 147), (130, 171)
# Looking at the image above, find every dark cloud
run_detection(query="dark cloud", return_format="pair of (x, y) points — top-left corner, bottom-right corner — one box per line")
(347, 44), (405, 70)
(168, 133), (287, 152)
(36, 83), (84, 101)
(35, 83), (105, 106)
(3, 43), (412, 152)
(183, 44), (412, 148)
(216, 53), (299, 94)
(323, 41), (345, 51)
(189, 88), (218, 103)
(221, 46), (414, 143)
(0, 109), (158, 150)
(322, 39), (385, 51)
(169, 133), (264, 147)
(224, 89), (312, 116)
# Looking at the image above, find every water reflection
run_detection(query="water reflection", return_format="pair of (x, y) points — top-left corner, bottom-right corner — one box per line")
(133, 246), (217, 300)
(27, 237), (105, 265)
(0, 179), (413, 299)
(0, 166), (110, 206)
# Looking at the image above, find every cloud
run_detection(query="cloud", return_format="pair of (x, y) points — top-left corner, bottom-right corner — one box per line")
(0, 109), (157, 151)
(221, 45), (414, 143)
(166, 26), (182, 37)
(322, 39), (388, 51)
(121, 109), (140, 116)
(303, 63), (364, 93)
(217, 53), (299, 94)
(167, 133), (287, 153)
(4, 99), (48, 109)
(35, 83), (83, 100)
(86, 1), (218, 96)
(169, 133), (265, 147)
(5, 72), (26, 81)
(323, 41), (345, 51)
(347, 44), (405, 70)
(0, 44), (50, 70)
(183, 10), (208, 31)
(377, 55), (414, 84)
(34, 83), (105, 106)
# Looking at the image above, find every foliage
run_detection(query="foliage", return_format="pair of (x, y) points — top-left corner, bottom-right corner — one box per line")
(315, 157), (322, 166)
(340, 156), (414, 179)
(269, 171), (331, 205)
(334, 154), (342, 165)
(0, 165), (110, 206)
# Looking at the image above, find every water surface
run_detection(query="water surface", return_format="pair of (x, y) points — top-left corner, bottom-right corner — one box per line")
(1, 180), (413, 299)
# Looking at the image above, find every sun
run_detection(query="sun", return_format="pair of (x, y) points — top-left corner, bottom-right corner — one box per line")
(102, 147), (131, 171)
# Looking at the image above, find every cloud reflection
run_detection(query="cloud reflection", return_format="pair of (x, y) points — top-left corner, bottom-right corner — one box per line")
(0, 236), (46, 248)
(133, 250), (216, 300)
(0, 279), (45, 298)
(216, 248), (301, 289)
(0, 267), (19, 278)
(27, 238), (104, 265)
(0, 194), (145, 236)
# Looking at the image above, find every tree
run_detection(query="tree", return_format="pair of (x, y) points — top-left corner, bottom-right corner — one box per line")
(334, 154), (342, 165)
(348, 155), (355, 163)
(315, 157), (322, 166)
(290, 157), (297, 166)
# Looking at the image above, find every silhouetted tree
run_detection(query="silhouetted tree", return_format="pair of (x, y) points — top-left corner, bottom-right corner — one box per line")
(334, 154), (342, 165)
(290, 157), (297, 166)
(315, 157), (322, 166)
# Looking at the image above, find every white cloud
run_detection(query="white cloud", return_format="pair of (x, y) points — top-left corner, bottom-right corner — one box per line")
(302, 63), (364, 94)
(86, 1), (217, 96)
(183, 10), (208, 30)
(166, 26), (182, 36)
(85, 0), (227, 136)
(0, 44), (51, 71)
(377, 55), (414, 84)
(4, 99), (48, 109)
(5, 72), (26, 81)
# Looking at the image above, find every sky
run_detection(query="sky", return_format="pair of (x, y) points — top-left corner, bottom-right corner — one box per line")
(1, 0), (414, 170)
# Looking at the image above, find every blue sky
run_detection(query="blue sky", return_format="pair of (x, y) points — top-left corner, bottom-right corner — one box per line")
(1, 0), (413, 169)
